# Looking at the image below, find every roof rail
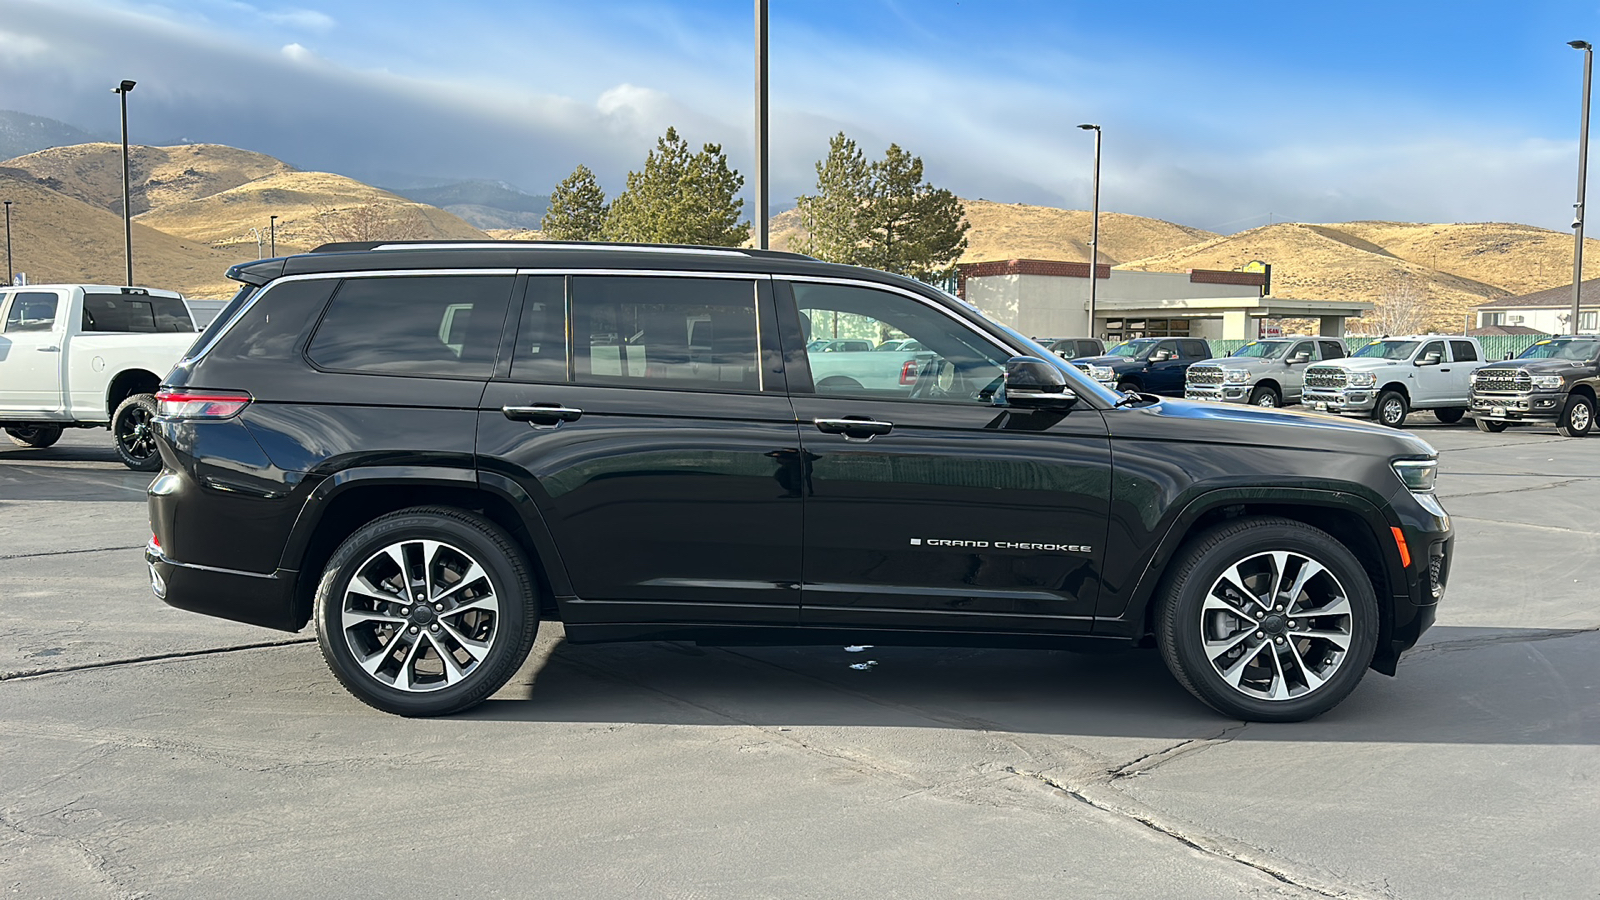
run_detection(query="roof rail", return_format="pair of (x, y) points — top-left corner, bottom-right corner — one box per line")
(306, 239), (814, 261)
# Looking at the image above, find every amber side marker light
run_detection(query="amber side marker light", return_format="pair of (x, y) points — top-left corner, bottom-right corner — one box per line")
(1391, 527), (1412, 568)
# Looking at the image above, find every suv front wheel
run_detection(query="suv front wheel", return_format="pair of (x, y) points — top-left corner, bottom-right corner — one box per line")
(313, 507), (540, 716)
(1156, 517), (1379, 722)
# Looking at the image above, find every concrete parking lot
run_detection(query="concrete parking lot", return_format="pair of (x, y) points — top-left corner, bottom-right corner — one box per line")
(2, 419), (1596, 899)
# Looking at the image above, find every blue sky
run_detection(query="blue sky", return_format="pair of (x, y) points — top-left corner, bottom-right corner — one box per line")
(2, 0), (1599, 232)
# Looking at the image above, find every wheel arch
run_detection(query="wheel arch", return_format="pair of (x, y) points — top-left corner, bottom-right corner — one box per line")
(280, 467), (572, 630)
(1253, 379), (1282, 396)
(1378, 381), (1410, 400)
(1570, 383), (1596, 404)
(106, 369), (162, 417)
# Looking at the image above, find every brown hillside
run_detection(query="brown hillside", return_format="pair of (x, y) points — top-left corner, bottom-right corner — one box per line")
(134, 171), (488, 255)
(0, 173), (240, 297)
(1118, 223), (1514, 331)
(1, 143), (292, 215)
(1328, 221), (1600, 297)
(764, 199), (1216, 265)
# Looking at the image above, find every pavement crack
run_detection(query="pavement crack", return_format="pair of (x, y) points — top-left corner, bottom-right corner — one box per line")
(0, 638), (315, 682)
(0, 545), (145, 561)
(1405, 626), (1600, 660)
(1107, 722), (1249, 779)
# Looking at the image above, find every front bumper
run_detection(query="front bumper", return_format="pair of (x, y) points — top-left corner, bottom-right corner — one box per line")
(1301, 387), (1376, 414)
(1375, 487), (1452, 674)
(1468, 390), (1565, 422)
(1184, 384), (1251, 404)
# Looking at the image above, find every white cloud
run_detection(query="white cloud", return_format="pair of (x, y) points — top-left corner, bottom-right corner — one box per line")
(263, 8), (334, 33)
(279, 42), (313, 62)
(0, 28), (50, 59)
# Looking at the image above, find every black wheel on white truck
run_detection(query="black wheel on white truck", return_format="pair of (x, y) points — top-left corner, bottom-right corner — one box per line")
(113, 393), (162, 471)
(5, 425), (64, 448)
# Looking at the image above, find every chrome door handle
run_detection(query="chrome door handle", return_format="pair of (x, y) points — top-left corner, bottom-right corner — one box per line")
(36, 346), (59, 352)
(814, 417), (893, 441)
(502, 405), (583, 426)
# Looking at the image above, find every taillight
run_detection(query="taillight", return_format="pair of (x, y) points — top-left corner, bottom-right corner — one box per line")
(155, 389), (252, 419)
(899, 360), (921, 385)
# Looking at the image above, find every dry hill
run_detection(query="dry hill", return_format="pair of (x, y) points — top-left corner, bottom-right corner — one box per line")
(1326, 221), (1600, 297)
(0, 172), (240, 297)
(135, 171), (488, 255)
(1, 143), (292, 215)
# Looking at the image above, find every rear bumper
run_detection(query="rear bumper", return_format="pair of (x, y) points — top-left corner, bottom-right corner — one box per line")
(146, 541), (303, 632)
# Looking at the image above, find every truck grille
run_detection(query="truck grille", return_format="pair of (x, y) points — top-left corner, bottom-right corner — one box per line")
(1304, 366), (1347, 389)
(1472, 368), (1531, 393)
(1187, 364), (1224, 385)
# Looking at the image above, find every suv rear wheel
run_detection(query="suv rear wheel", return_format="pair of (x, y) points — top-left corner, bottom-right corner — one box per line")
(1557, 394), (1594, 438)
(313, 507), (540, 716)
(1156, 517), (1379, 722)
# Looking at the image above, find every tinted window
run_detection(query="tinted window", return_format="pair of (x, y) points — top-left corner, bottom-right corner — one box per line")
(81, 292), (194, 333)
(3, 291), (58, 332)
(308, 275), (513, 378)
(1181, 340), (1209, 359)
(1449, 340), (1478, 362)
(509, 276), (567, 382)
(571, 276), (760, 392)
(1419, 341), (1445, 362)
(210, 279), (338, 362)
(1320, 340), (1346, 359)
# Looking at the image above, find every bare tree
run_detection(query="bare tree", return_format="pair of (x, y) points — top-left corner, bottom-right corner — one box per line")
(1367, 277), (1430, 335)
(312, 203), (428, 244)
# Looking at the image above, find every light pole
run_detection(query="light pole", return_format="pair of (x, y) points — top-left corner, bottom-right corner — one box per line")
(269, 214), (278, 256)
(3, 200), (12, 286)
(1078, 123), (1102, 338)
(1570, 42), (1593, 335)
(249, 227), (264, 259)
(113, 79), (137, 286)
(754, 0), (769, 249)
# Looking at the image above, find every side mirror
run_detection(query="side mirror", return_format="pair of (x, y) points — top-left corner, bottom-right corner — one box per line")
(1289, 351), (1311, 365)
(1004, 356), (1078, 409)
(1150, 350), (1173, 362)
(1416, 352), (1442, 367)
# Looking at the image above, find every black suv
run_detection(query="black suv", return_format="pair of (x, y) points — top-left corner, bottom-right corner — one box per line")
(146, 242), (1451, 722)
(1468, 334), (1600, 436)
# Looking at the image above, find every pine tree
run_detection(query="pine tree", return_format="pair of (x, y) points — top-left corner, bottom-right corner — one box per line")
(794, 132), (872, 265)
(541, 164), (608, 240)
(604, 127), (748, 246)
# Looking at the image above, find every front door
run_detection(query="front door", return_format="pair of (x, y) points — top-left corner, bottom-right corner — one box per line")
(477, 273), (803, 626)
(1411, 339), (1451, 405)
(780, 279), (1112, 634)
(0, 290), (67, 416)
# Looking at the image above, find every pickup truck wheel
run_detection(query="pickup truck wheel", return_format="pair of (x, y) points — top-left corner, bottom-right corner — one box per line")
(1557, 395), (1594, 437)
(112, 393), (162, 471)
(1474, 418), (1509, 433)
(1116, 380), (1140, 395)
(1156, 517), (1379, 722)
(1374, 390), (1409, 428)
(5, 425), (63, 448)
(816, 376), (864, 392)
(313, 506), (539, 717)
(1248, 385), (1281, 408)
(1433, 407), (1466, 424)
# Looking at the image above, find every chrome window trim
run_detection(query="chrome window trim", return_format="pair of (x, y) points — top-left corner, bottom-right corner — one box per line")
(514, 268), (767, 280)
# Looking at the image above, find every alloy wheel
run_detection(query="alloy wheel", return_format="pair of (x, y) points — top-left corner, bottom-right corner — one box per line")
(1380, 397), (1405, 426)
(1199, 550), (1353, 702)
(116, 405), (157, 461)
(1571, 402), (1592, 433)
(340, 539), (501, 692)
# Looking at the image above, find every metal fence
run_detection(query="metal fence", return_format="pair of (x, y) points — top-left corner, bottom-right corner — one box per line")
(1207, 335), (1547, 361)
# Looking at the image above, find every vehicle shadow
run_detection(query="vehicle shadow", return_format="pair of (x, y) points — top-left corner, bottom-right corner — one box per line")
(462, 624), (1599, 746)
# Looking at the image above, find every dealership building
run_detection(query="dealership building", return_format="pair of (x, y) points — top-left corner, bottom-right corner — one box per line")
(955, 260), (1372, 342)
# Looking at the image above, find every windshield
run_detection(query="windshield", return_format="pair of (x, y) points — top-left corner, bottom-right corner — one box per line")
(1230, 341), (1289, 359)
(1352, 340), (1419, 360)
(1518, 339), (1600, 361)
(1105, 339), (1159, 358)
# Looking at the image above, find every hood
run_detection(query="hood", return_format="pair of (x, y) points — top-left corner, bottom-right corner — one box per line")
(1478, 358), (1588, 374)
(1307, 356), (1410, 371)
(1117, 396), (1437, 457)
(1074, 354), (1143, 367)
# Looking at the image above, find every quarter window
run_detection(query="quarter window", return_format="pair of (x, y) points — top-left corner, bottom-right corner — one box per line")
(307, 275), (514, 378)
(3, 292), (58, 332)
(570, 276), (761, 392)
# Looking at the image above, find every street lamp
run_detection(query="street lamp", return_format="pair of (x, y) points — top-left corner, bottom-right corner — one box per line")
(249, 227), (264, 259)
(1078, 124), (1102, 339)
(1570, 42), (1593, 334)
(112, 79), (137, 286)
(269, 215), (278, 256)
(3, 200), (12, 286)
(754, 0), (769, 249)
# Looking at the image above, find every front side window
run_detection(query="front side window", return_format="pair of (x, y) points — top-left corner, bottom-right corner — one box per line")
(1419, 341), (1445, 362)
(793, 282), (1009, 403)
(3, 291), (58, 332)
(307, 275), (514, 378)
(81, 292), (194, 333)
(570, 276), (761, 392)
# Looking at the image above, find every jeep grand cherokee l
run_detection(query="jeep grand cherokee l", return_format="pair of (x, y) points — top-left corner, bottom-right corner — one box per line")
(146, 241), (1451, 722)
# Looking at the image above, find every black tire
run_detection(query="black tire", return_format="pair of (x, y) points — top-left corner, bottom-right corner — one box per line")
(5, 425), (63, 448)
(1248, 385), (1281, 408)
(1557, 394), (1594, 438)
(816, 376), (864, 392)
(112, 393), (162, 471)
(1433, 407), (1466, 424)
(1155, 516), (1379, 723)
(1373, 390), (1409, 428)
(313, 506), (539, 716)
(1474, 417), (1509, 433)
(1116, 380), (1140, 395)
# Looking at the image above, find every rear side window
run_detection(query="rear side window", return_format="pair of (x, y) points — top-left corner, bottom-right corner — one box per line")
(1180, 340), (1209, 359)
(82, 292), (194, 333)
(308, 275), (514, 378)
(570, 276), (760, 392)
(1450, 340), (1478, 362)
(3, 291), (58, 332)
(1320, 340), (1346, 359)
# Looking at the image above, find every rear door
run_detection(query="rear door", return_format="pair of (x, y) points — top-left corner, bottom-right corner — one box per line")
(477, 272), (803, 626)
(1447, 340), (1481, 402)
(0, 289), (68, 415)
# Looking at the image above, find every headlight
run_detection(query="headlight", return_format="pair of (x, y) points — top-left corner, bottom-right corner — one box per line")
(1346, 372), (1377, 387)
(1221, 369), (1251, 384)
(1392, 458), (1437, 493)
(1531, 375), (1564, 390)
(1089, 365), (1114, 381)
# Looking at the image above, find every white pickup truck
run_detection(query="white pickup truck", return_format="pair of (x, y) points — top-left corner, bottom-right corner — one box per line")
(1299, 335), (1489, 427)
(0, 284), (200, 470)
